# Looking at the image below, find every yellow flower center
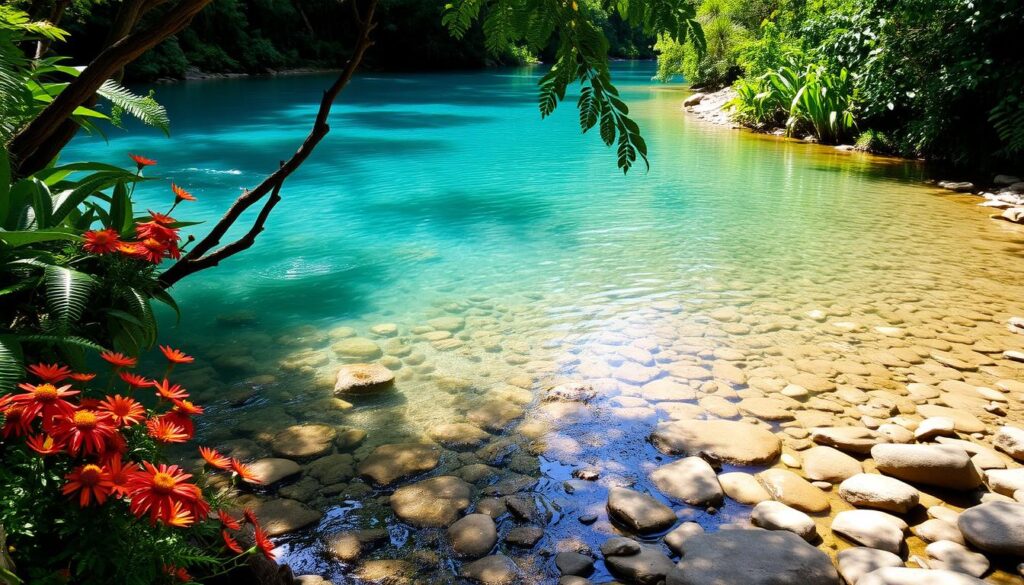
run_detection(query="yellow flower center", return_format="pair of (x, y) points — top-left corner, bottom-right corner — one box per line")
(152, 472), (177, 493)
(33, 384), (58, 401)
(73, 410), (98, 428)
(79, 464), (103, 485)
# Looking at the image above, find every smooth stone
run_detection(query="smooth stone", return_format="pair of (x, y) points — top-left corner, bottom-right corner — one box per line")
(994, 426), (1024, 461)
(429, 423), (491, 451)
(925, 540), (989, 577)
(986, 467), (1024, 496)
(651, 420), (781, 466)
(333, 363), (395, 394)
(916, 405), (985, 434)
(390, 476), (472, 527)
(600, 536), (642, 557)
(357, 443), (441, 486)
(558, 578), (592, 585)
(811, 427), (890, 455)
(650, 456), (724, 506)
(332, 337), (382, 359)
(448, 514), (498, 559)
(718, 472), (772, 505)
(248, 458), (301, 485)
(802, 446), (863, 482)
(607, 487), (677, 534)
(871, 444), (982, 490)
(667, 528), (839, 585)
(914, 417), (957, 441)
(837, 547), (904, 585)
(914, 518), (965, 545)
(467, 398), (525, 432)
(325, 528), (388, 562)
(354, 560), (416, 584)
(272, 424), (337, 459)
(555, 552), (594, 577)
(460, 554), (521, 585)
(957, 501), (1024, 556)
(839, 473), (920, 514)
(427, 316), (465, 332)
(758, 468), (830, 513)
(750, 500), (817, 541)
(505, 525), (544, 548)
(664, 522), (704, 555)
(604, 543), (676, 585)
(304, 453), (355, 484)
(250, 497), (322, 537)
(858, 568), (987, 585)
(831, 509), (907, 554)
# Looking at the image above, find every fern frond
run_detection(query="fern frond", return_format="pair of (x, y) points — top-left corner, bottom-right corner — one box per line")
(43, 265), (94, 329)
(97, 80), (170, 135)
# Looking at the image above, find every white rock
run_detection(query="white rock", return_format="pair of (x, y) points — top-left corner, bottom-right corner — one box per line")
(994, 426), (1024, 461)
(836, 547), (903, 585)
(839, 473), (920, 514)
(650, 457), (724, 506)
(831, 509), (907, 553)
(750, 501), (817, 541)
(858, 567), (987, 585)
(925, 540), (989, 577)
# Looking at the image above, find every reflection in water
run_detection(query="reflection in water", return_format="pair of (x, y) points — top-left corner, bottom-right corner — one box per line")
(65, 64), (1024, 584)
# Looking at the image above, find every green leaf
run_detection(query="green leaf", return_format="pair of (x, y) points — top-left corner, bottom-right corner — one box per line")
(0, 336), (24, 394)
(0, 230), (81, 247)
(0, 149), (10, 221)
(43, 264), (94, 329)
(97, 80), (170, 135)
(108, 181), (132, 233)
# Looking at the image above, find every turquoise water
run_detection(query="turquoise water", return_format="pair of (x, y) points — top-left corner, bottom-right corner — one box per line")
(63, 63), (1024, 583)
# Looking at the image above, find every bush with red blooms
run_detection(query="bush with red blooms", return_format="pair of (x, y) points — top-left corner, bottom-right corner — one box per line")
(0, 347), (274, 585)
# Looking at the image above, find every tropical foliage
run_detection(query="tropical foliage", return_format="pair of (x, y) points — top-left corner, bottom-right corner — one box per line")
(653, 0), (750, 88)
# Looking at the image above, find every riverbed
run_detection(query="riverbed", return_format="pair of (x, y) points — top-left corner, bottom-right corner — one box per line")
(64, 63), (1024, 584)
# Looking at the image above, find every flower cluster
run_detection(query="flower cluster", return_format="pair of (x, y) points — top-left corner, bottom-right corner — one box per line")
(0, 345), (274, 567)
(81, 154), (197, 264)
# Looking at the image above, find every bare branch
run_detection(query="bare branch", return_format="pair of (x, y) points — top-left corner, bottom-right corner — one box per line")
(157, 0), (379, 288)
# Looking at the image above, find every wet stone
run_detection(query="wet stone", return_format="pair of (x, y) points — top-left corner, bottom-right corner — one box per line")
(651, 420), (781, 466)
(325, 528), (389, 562)
(649, 456), (724, 506)
(248, 457), (301, 485)
(272, 424), (337, 459)
(390, 476), (472, 528)
(460, 554), (521, 585)
(605, 543), (676, 585)
(555, 552), (594, 577)
(429, 423), (491, 451)
(250, 497), (323, 537)
(355, 560), (416, 584)
(334, 363), (395, 394)
(332, 337), (382, 360)
(467, 398), (525, 432)
(448, 514), (498, 559)
(606, 487), (677, 534)
(664, 521), (704, 555)
(505, 525), (544, 548)
(305, 453), (355, 485)
(357, 443), (441, 486)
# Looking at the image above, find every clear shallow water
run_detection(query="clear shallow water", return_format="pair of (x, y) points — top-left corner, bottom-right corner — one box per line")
(65, 63), (1024, 583)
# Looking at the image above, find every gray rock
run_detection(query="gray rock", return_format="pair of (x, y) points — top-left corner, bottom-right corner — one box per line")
(837, 547), (903, 585)
(558, 578), (592, 585)
(555, 552), (594, 577)
(667, 528), (839, 585)
(604, 543), (676, 585)
(650, 420), (781, 465)
(390, 476), (472, 527)
(325, 528), (388, 562)
(870, 444), (982, 490)
(925, 540), (989, 577)
(607, 487), (677, 534)
(448, 514), (498, 559)
(857, 567), (986, 585)
(460, 554), (521, 585)
(664, 521), (704, 555)
(650, 456), (724, 506)
(831, 509), (907, 554)
(505, 525), (544, 548)
(957, 501), (1024, 556)
(938, 181), (975, 193)
(914, 518), (965, 545)
(838, 473), (920, 514)
(751, 500), (817, 541)
(683, 93), (705, 107)
(600, 537), (641, 557)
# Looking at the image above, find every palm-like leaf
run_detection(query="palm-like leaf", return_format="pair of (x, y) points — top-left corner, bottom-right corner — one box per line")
(43, 265), (94, 330)
(0, 336), (24, 393)
(97, 79), (170, 135)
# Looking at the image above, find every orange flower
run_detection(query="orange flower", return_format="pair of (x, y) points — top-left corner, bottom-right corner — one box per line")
(134, 238), (167, 264)
(0, 403), (31, 438)
(171, 399), (203, 416)
(199, 447), (232, 471)
(160, 345), (194, 364)
(146, 416), (189, 443)
(82, 229), (121, 255)
(51, 409), (118, 456)
(25, 433), (61, 455)
(116, 241), (142, 256)
(98, 395), (145, 427)
(27, 363), (71, 383)
(222, 530), (244, 554)
(118, 371), (152, 389)
(148, 210), (176, 225)
(243, 508), (259, 526)
(128, 153), (156, 169)
(126, 462), (209, 525)
(69, 372), (96, 382)
(164, 500), (195, 528)
(63, 463), (114, 506)
(171, 183), (196, 202)
(153, 379), (189, 402)
(218, 509), (241, 530)
(254, 524), (275, 561)
(105, 454), (138, 498)
(10, 382), (78, 423)
(136, 221), (179, 243)
(161, 409), (195, 437)
(231, 458), (261, 484)
(100, 351), (137, 368)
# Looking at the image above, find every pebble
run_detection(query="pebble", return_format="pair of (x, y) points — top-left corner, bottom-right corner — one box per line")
(802, 446), (863, 482)
(390, 476), (472, 527)
(718, 472), (772, 505)
(758, 468), (830, 513)
(838, 473), (920, 514)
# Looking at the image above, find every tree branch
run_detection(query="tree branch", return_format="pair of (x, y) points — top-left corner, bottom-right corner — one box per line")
(8, 0), (213, 177)
(157, 0), (378, 289)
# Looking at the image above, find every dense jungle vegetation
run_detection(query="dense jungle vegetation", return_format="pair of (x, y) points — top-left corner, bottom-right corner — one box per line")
(654, 0), (1024, 169)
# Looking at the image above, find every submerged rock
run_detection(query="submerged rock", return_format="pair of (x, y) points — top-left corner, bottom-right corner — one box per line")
(604, 543), (675, 585)
(429, 423), (491, 451)
(448, 514), (498, 559)
(334, 363), (395, 394)
(650, 420), (781, 466)
(650, 456), (724, 506)
(390, 476), (472, 527)
(271, 424), (337, 459)
(247, 458), (301, 485)
(357, 443), (441, 486)
(325, 528), (389, 562)
(606, 486), (677, 534)
(249, 497), (322, 536)
(460, 554), (520, 585)
(332, 337), (382, 360)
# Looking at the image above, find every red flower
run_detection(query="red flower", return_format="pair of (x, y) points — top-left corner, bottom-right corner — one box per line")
(200, 447), (232, 471)
(69, 372), (96, 382)
(27, 363), (71, 383)
(126, 462), (209, 525)
(100, 351), (137, 368)
(218, 509), (241, 530)
(136, 221), (179, 243)
(148, 210), (176, 225)
(171, 399), (203, 416)
(63, 463), (114, 506)
(134, 238), (167, 263)
(171, 183), (197, 202)
(116, 241), (142, 257)
(118, 371), (152, 389)
(161, 409), (195, 437)
(163, 565), (192, 583)
(153, 379), (189, 402)
(25, 433), (62, 455)
(98, 395), (145, 427)
(160, 345), (194, 364)
(254, 524), (275, 561)
(222, 530), (244, 554)
(10, 382), (78, 423)
(105, 454), (138, 498)
(0, 403), (31, 438)
(231, 459), (261, 484)
(146, 416), (189, 443)
(82, 229), (121, 255)
(243, 508), (260, 527)
(51, 409), (118, 456)
(128, 154), (156, 169)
